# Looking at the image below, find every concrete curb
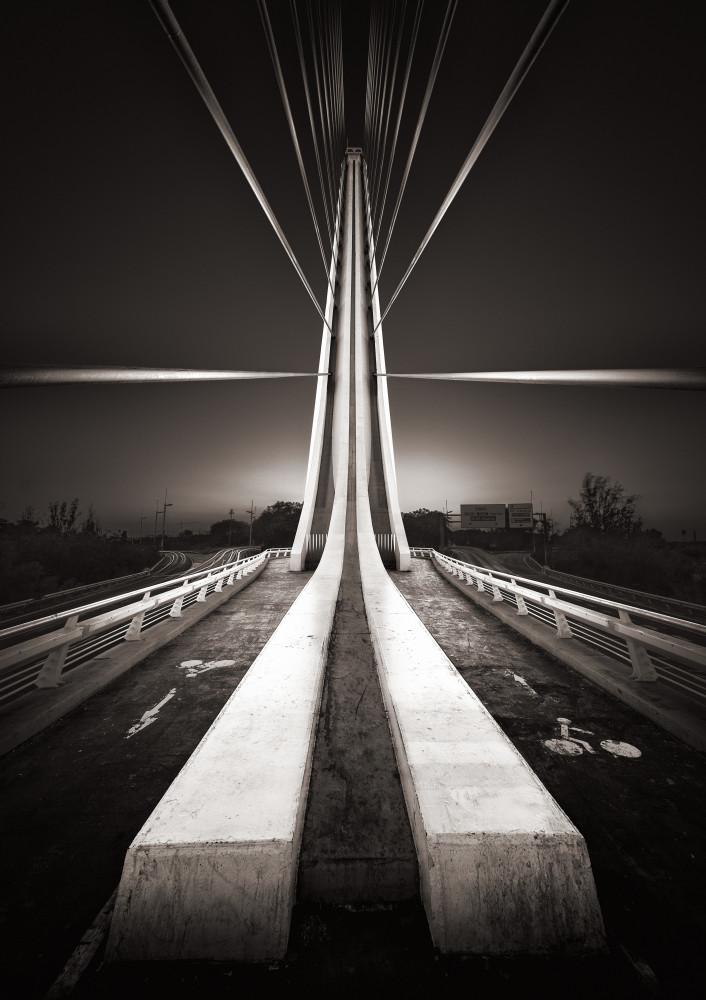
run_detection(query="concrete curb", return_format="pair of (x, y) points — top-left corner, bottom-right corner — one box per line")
(0, 561), (268, 757)
(432, 561), (706, 752)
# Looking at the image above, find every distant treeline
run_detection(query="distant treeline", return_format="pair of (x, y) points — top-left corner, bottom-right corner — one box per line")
(550, 530), (706, 605)
(0, 507), (159, 605)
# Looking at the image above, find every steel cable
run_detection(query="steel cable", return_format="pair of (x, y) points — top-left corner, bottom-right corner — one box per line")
(315, 0), (337, 202)
(0, 365), (330, 387)
(370, 4), (389, 201)
(375, 0), (424, 246)
(147, 0), (330, 329)
(257, 0), (333, 289)
(367, 1), (385, 184)
(374, 0), (569, 329)
(291, 0), (333, 246)
(371, 0), (406, 226)
(370, 1), (397, 225)
(382, 369), (706, 390)
(306, 0), (337, 227)
(373, 0), (457, 291)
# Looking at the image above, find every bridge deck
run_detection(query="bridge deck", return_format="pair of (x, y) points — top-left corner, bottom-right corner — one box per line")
(0, 560), (704, 995)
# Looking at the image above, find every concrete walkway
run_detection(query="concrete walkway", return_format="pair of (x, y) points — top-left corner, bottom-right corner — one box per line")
(0, 560), (311, 999)
(390, 559), (706, 995)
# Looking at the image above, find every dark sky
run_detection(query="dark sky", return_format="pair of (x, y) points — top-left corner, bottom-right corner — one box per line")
(1, 0), (704, 540)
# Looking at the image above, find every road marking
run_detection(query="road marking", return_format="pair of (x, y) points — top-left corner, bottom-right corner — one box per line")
(545, 718), (643, 758)
(125, 688), (176, 738)
(544, 738), (583, 755)
(601, 739), (642, 758)
(504, 670), (538, 696)
(176, 658), (236, 678)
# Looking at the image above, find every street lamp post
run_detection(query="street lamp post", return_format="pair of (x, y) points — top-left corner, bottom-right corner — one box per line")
(247, 501), (256, 547)
(160, 489), (173, 551)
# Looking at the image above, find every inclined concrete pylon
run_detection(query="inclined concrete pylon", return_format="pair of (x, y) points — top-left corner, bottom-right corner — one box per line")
(107, 151), (605, 963)
(290, 150), (410, 573)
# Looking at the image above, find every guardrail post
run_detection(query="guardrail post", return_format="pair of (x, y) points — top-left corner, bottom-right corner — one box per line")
(125, 592), (151, 640)
(511, 580), (529, 615)
(476, 576), (485, 593)
(487, 573), (504, 603)
(169, 593), (184, 618)
(618, 609), (658, 680)
(226, 568), (236, 585)
(548, 589), (573, 638)
(35, 615), (80, 688)
(214, 574), (224, 592)
(196, 574), (211, 602)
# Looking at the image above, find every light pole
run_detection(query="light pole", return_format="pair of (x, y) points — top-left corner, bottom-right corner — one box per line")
(160, 489), (173, 551)
(247, 501), (256, 547)
(139, 508), (147, 544)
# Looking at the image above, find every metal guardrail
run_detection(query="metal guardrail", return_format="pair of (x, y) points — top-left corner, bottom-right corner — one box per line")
(0, 549), (291, 709)
(430, 550), (706, 706)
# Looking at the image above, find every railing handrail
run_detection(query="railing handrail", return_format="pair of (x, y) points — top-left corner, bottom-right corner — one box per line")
(0, 549), (283, 676)
(433, 550), (706, 634)
(0, 550), (278, 643)
(430, 550), (706, 674)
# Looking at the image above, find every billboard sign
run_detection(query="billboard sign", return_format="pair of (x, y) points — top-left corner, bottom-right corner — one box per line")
(508, 503), (534, 528)
(461, 504), (506, 529)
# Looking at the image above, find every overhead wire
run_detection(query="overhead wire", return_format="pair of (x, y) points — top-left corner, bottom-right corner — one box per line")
(147, 0), (330, 330)
(373, 0), (457, 292)
(257, 0), (333, 290)
(374, 0), (570, 332)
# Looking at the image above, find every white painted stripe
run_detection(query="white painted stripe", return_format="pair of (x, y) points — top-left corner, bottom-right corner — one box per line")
(125, 689), (176, 739)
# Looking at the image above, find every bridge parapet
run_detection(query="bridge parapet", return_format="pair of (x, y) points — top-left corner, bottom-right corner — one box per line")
(431, 550), (706, 747)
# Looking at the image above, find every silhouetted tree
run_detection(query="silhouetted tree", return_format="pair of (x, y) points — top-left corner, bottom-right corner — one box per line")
(402, 508), (450, 548)
(18, 505), (39, 533)
(81, 504), (101, 535)
(568, 473), (642, 536)
(253, 501), (303, 547)
(209, 518), (249, 546)
(47, 498), (80, 535)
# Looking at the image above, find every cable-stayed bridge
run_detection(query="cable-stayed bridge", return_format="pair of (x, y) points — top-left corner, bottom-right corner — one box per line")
(1, 1), (705, 994)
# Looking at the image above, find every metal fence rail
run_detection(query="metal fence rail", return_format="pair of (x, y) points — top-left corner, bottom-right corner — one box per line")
(0, 549), (291, 709)
(430, 550), (706, 706)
